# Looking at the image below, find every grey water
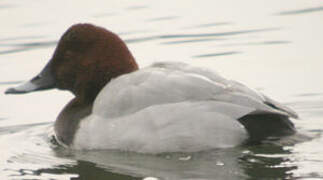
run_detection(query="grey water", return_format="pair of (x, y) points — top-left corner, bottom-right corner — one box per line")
(1, 0), (323, 179)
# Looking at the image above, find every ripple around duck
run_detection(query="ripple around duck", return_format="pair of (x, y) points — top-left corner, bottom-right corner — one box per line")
(4, 160), (141, 180)
(239, 145), (297, 179)
(287, 100), (323, 110)
(0, 122), (52, 135)
(285, 94), (323, 129)
(51, 148), (248, 180)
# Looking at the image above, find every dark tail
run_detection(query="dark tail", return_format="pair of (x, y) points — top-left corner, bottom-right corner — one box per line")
(238, 110), (296, 142)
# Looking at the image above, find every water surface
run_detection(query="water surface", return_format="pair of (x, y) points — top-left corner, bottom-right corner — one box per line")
(1, 0), (323, 179)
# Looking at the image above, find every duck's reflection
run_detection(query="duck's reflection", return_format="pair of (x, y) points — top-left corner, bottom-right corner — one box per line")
(47, 141), (297, 180)
(239, 144), (297, 179)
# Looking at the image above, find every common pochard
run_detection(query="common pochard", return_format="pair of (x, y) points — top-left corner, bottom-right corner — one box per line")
(6, 23), (297, 153)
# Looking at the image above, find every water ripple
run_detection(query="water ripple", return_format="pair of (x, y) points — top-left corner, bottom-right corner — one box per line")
(147, 16), (179, 22)
(220, 40), (291, 47)
(123, 28), (281, 45)
(162, 38), (225, 45)
(239, 144), (296, 179)
(193, 51), (241, 58)
(18, 41), (57, 47)
(184, 22), (232, 29)
(125, 36), (156, 44)
(0, 47), (34, 55)
(0, 41), (57, 55)
(29, 161), (141, 180)
(159, 28), (280, 39)
(0, 122), (52, 135)
(0, 81), (23, 85)
(0, 36), (46, 42)
(277, 6), (323, 15)
(294, 93), (323, 97)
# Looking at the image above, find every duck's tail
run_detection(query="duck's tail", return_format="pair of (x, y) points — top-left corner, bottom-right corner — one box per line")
(238, 110), (296, 142)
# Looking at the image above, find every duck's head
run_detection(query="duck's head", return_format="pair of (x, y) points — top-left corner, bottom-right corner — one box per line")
(5, 23), (139, 101)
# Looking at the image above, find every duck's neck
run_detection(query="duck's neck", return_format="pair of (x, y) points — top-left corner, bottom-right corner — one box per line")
(54, 96), (93, 146)
(54, 62), (139, 146)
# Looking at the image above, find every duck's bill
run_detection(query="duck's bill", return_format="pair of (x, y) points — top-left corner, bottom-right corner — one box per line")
(5, 61), (55, 94)
(5, 79), (54, 94)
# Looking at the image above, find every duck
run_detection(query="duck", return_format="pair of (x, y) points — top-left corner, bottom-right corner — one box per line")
(5, 23), (297, 153)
